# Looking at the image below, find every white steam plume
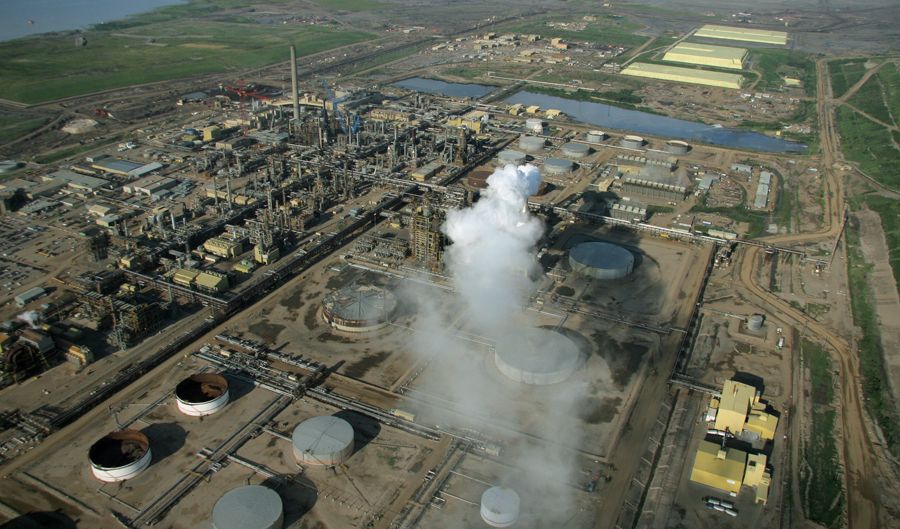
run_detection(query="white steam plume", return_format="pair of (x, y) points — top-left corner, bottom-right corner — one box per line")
(17, 310), (41, 330)
(442, 163), (543, 334)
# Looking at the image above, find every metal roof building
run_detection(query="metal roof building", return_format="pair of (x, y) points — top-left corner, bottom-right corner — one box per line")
(694, 24), (788, 46)
(714, 380), (759, 434)
(663, 42), (748, 70)
(622, 63), (744, 89)
(690, 440), (746, 495)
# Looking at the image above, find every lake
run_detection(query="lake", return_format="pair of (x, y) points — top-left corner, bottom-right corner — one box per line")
(0, 0), (184, 42)
(505, 91), (807, 154)
(392, 77), (496, 99)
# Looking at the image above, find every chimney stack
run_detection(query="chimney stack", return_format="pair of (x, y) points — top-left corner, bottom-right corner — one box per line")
(290, 45), (300, 121)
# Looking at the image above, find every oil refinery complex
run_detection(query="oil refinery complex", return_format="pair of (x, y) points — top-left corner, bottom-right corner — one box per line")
(0, 3), (895, 529)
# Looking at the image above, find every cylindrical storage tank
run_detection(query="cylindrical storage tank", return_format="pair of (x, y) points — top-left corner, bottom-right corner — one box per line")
(524, 118), (545, 134)
(561, 141), (591, 159)
(586, 130), (607, 143)
(212, 485), (283, 529)
(543, 158), (573, 176)
(569, 242), (635, 280)
(88, 430), (152, 482)
(292, 416), (355, 466)
(518, 135), (545, 153)
(480, 487), (520, 528)
(175, 373), (230, 416)
(620, 134), (645, 149)
(494, 328), (582, 385)
(322, 284), (397, 332)
(665, 140), (691, 154)
(497, 149), (527, 167)
(747, 314), (765, 331)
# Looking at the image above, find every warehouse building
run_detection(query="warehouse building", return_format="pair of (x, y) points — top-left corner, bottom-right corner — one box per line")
(663, 42), (748, 70)
(621, 63), (744, 89)
(203, 237), (244, 259)
(710, 379), (779, 442)
(694, 24), (788, 46)
(690, 441), (746, 496)
(622, 178), (687, 202)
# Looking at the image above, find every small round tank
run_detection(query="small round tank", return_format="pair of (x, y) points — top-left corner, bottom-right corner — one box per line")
(524, 118), (545, 134)
(586, 130), (607, 142)
(561, 141), (591, 158)
(543, 158), (573, 176)
(665, 140), (691, 154)
(88, 430), (152, 482)
(212, 485), (284, 529)
(747, 314), (765, 331)
(481, 487), (520, 527)
(620, 135), (645, 149)
(497, 149), (527, 166)
(518, 135), (545, 153)
(175, 373), (230, 416)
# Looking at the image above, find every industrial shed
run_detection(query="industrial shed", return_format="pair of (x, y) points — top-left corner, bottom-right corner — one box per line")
(689, 440), (746, 495)
(663, 42), (748, 70)
(621, 63), (744, 89)
(694, 24), (788, 46)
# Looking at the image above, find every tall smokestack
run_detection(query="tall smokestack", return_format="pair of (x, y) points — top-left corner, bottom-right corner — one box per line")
(290, 45), (300, 121)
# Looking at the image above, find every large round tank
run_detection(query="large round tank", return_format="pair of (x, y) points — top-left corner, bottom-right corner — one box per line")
(569, 242), (635, 280)
(292, 416), (355, 466)
(518, 135), (545, 153)
(543, 158), (573, 176)
(212, 485), (283, 529)
(586, 130), (607, 143)
(494, 328), (582, 385)
(747, 314), (765, 331)
(175, 373), (229, 416)
(620, 135), (645, 149)
(88, 430), (152, 482)
(480, 487), (520, 527)
(665, 140), (691, 154)
(322, 284), (397, 332)
(561, 141), (591, 158)
(524, 118), (545, 134)
(497, 149), (527, 166)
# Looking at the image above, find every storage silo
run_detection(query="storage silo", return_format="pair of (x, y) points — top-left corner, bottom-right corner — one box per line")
(524, 118), (545, 134)
(480, 487), (520, 527)
(620, 135), (645, 149)
(175, 373), (229, 416)
(88, 430), (152, 482)
(497, 149), (527, 166)
(518, 135), (545, 153)
(747, 314), (765, 331)
(586, 130), (607, 143)
(292, 416), (355, 466)
(212, 485), (284, 529)
(543, 158), (573, 176)
(665, 140), (691, 154)
(322, 284), (397, 333)
(494, 328), (582, 385)
(569, 242), (635, 280)
(561, 141), (591, 159)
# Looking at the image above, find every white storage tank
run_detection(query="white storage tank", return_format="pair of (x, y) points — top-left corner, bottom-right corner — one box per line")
(569, 241), (635, 280)
(292, 416), (355, 466)
(543, 158), (573, 176)
(561, 141), (591, 159)
(481, 487), (520, 527)
(524, 118), (545, 134)
(747, 314), (765, 331)
(175, 373), (230, 416)
(620, 135), (645, 149)
(586, 130), (607, 143)
(322, 284), (397, 333)
(494, 328), (583, 385)
(497, 149), (527, 167)
(518, 135), (545, 153)
(88, 430), (152, 482)
(212, 485), (284, 529)
(665, 139), (691, 154)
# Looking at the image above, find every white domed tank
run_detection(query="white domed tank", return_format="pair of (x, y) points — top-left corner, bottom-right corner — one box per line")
(665, 139), (691, 154)
(586, 130), (607, 143)
(212, 485), (283, 529)
(543, 158), (573, 176)
(747, 314), (765, 331)
(497, 149), (527, 166)
(481, 487), (520, 527)
(518, 135), (545, 153)
(569, 241), (635, 280)
(561, 141), (591, 159)
(494, 328), (583, 385)
(88, 430), (152, 482)
(292, 416), (355, 466)
(524, 118), (545, 134)
(175, 373), (230, 416)
(620, 134), (645, 149)
(322, 284), (397, 333)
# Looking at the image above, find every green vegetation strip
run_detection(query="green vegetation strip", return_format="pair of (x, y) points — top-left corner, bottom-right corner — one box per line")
(799, 338), (844, 529)
(524, 85), (646, 111)
(829, 58), (868, 99)
(0, 115), (47, 144)
(751, 49), (816, 96)
(846, 208), (900, 456)
(504, 16), (648, 47)
(864, 195), (900, 294)
(690, 201), (769, 238)
(848, 66), (894, 125)
(835, 106), (900, 189)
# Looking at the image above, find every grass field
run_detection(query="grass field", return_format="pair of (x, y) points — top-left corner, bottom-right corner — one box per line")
(800, 338), (844, 529)
(0, 1), (373, 104)
(309, 0), (387, 11)
(876, 62), (899, 122)
(690, 200), (769, 238)
(835, 106), (900, 189)
(864, 195), (900, 295)
(751, 48), (816, 96)
(504, 16), (648, 48)
(848, 66), (894, 125)
(829, 58), (868, 98)
(0, 114), (47, 144)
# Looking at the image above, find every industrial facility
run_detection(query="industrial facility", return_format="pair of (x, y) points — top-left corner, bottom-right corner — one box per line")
(622, 63), (744, 89)
(663, 42), (748, 70)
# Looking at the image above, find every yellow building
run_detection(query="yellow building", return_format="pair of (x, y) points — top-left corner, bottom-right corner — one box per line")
(525, 105), (541, 114)
(715, 379), (759, 434)
(412, 161), (444, 182)
(743, 453), (772, 504)
(545, 109), (564, 119)
(173, 268), (200, 287)
(745, 403), (779, 441)
(195, 272), (229, 294)
(201, 126), (221, 142)
(663, 42), (748, 70)
(621, 63), (744, 89)
(203, 237), (243, 259)
(508, 104), (525, 116)
(254, 245), (280, 265)
(690, 441), (746, 495)
(694, 24), (788, 46)
(447, 117), (483, 133)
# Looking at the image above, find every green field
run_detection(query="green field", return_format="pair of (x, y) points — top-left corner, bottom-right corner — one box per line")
(848, 65), (895, 125)
(829, 58), (868, 98)
(799, 339), (844, 529)
(310, 0), (387, 11)
(505, 16), (648, 47)
(876, 62), (900, 122)
(835, 106), (900, 189)
(0, 1), (373, 104)
(751, 48), (816, 96)
(864, 195), (900, 295)
(0, 114), (47, 144)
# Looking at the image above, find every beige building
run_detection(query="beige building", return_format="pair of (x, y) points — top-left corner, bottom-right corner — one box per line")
(663, 42), (748, 70)
(621, 62), (744, 89)
(694, 24), (788, 46)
